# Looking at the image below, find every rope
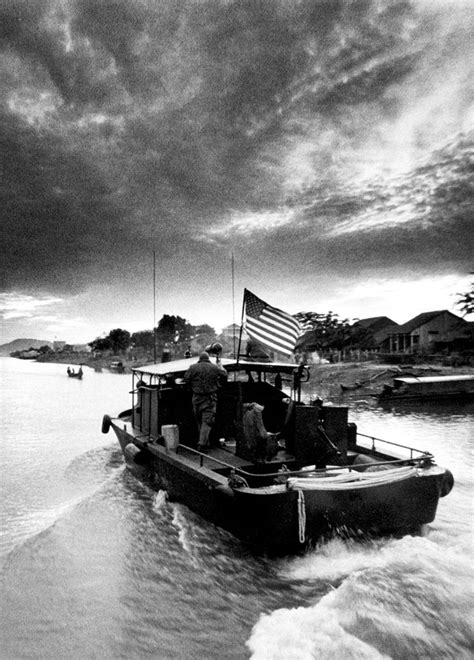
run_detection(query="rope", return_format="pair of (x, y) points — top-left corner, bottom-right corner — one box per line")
(297, 490), (306, 544)
(288, 465), (417, 491)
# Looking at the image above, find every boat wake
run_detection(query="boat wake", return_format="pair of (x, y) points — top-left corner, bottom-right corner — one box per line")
(152, 489), (169, 511)
(169, 503), (247, 565)
(64, 444), (126, 482)
(171, 506), (200, 560)
(247, 534), (474, 659)
(1, 445), (126, 563)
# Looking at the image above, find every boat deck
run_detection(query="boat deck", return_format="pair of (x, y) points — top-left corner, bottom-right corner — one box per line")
(118, 417), (295, 475)
(178, 442), (295, 471)
(115, 416), (413, 485)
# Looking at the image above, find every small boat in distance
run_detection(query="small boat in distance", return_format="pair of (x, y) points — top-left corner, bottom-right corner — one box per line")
(108, 361), (125, 373)
(102, 356), (454, 553)
(67, 366), (83, 380)
(378, 374), (474, 402)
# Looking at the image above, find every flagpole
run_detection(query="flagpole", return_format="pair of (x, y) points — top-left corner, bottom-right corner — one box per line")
(236, 288), (246, 365)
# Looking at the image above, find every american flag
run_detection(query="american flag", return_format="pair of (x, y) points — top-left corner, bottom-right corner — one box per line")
(243, 289), (300, 356)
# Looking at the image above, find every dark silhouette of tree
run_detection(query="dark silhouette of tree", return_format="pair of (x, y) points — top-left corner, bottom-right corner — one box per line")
(89, 329), (131, 354)
(89, 336), (112, 352)
(38, 345), (53, 354)
(131, 330), (154, 350)
(156, 315), (194, 343)
(456, 276), (474, 316)
(194, 323), (216, 347)
(108, 328), (131, 353)
(295, 311), (351, 350)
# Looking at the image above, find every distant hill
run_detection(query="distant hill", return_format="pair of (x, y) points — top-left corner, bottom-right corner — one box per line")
(0, 338), (53, 356)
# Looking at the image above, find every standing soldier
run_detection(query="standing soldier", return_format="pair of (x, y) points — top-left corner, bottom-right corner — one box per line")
(184, 351), (227, 452)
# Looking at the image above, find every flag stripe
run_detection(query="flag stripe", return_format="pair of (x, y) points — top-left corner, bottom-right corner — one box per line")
(262, 308), (300, 333)
(247, 319), (296, 346)
(246, 324), (295, 353)
(248, 316), (297, 347)
(244, 289), (300, 356)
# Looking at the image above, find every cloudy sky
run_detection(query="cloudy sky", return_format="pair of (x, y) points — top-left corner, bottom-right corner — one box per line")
(1, 0), (473, 344)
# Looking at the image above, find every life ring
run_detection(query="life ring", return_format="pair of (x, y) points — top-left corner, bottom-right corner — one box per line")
(440, 470), (454, 497)
(101, 414), (111, 434)
(300, 367), (311, 382)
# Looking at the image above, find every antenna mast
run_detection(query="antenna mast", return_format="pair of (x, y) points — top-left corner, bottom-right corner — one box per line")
(153, 250), (157, 363)
(232, 252), (236, 358)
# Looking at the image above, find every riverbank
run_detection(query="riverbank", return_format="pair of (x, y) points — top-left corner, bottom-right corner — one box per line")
(34, 351), (151, 373)
(305, 360), (474, 399)
(31, 352), (473, 392)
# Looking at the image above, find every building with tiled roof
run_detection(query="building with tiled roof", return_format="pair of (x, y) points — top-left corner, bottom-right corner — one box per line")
(385, 310), (471, 354)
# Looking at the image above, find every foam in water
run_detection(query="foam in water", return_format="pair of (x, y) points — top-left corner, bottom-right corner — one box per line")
(248, 534), (474, 659)
(152, 490), (168, 511)
(247, 590), (389, 659)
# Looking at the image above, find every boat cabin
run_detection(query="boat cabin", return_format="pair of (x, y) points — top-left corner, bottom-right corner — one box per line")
(109, 361), (125, 372)
(381, 374), (474, 400)
(130, 358), (353, 470)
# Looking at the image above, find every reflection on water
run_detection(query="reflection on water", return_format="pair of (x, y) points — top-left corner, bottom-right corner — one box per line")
(0, 358), (473, 659)
(378, 399), (474, 419)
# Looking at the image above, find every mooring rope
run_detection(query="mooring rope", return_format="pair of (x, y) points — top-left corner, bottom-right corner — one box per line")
(297, 489), (306, 544)
(288, 465), (417, 491)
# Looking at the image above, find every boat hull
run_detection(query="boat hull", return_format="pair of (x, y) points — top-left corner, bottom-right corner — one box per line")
(378, 375), (474, 402)
(108, 421), (451, 553)
(379, 392), (474, 402)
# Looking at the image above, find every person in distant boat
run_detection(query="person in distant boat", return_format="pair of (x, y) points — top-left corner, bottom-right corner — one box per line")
(78, 366), (83, 377)
(67, 367), (71, 375)
(184, 345), (192, 359)
(184, 351), (227, 452)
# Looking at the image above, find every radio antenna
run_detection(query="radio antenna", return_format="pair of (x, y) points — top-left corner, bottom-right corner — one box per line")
(232, 252), (236, 358)
(153, 250), (157, 363)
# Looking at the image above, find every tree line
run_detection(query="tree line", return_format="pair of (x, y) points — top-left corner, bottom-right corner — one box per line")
(88, 311), (373, 358)
(37, 279), (471, 359)
(88, 315), (218, 357)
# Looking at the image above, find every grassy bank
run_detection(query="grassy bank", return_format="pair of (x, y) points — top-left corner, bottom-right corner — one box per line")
(32, 351), (473, 396)
(305, 360), (473, 399)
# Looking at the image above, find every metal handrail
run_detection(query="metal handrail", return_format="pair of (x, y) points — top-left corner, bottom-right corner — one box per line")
(175, 443), (430, 479)
(356, 432), (433, 460)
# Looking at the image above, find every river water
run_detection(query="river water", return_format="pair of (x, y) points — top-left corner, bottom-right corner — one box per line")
(0, 357), (472, 659)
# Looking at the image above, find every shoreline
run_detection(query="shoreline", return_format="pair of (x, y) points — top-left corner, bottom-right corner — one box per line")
(18, 353), (474, 391)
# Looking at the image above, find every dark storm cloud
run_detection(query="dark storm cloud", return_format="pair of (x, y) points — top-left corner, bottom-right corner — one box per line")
(0, 0), (472, 294)
(299, 135), (474, 272)
(240, 133), (474, 281)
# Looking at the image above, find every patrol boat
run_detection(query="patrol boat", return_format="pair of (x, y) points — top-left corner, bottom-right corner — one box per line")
(378, 374), (474, 402)
(102, 357), (454, 553)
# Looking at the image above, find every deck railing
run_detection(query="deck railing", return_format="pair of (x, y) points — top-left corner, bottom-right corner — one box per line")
(175, 442), (432, 481)
(356, 432), (433, 462)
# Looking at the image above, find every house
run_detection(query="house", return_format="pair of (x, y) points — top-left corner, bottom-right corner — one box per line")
(350, 316), (398, 349)
(219, 323), (245, 342)
(385, 310), (472, 354)
(217, 324), (249, 357)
